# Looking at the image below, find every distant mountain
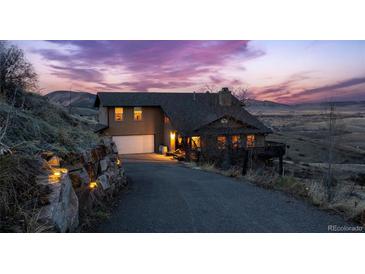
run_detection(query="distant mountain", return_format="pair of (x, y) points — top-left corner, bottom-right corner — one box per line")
(46, 90), (96, 108)
(245, 99), (290, 108)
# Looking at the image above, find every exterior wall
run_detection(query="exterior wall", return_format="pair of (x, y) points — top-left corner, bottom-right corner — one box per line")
(102, 106), (165, 152)
(98, 106), (108, 125)
(163, 115), (176, 151)
(255, 134), (265, 147)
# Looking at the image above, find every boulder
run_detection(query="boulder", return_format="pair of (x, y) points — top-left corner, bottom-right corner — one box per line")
(69, 168), (90, 188)
(97, 174), (110, 190)
(48, 156), (60, 167)
(39, 174), (79, 232)
(119, 167), (125, 177)
(111, 142), (119, 154)
(99, 158), (109, 172)
(82, 150), (92, 163)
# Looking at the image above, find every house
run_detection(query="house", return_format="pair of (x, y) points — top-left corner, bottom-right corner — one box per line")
(94, 87), (285, 171)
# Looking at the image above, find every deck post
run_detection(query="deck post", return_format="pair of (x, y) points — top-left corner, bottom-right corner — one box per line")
(242, 150), (248, 175)
(279, 154), (283, 175)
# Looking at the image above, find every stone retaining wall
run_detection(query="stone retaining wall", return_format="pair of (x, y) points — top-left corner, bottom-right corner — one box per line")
(38, 137), (126, 232)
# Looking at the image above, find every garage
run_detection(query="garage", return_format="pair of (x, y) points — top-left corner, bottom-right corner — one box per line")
(112, 135), (155, 154)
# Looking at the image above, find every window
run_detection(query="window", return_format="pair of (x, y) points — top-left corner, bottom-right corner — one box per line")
(164, 116), (170, 124)
(232, 135), (240, 149)
(134, 107), (142, 121)
(246, 135), (255, 147)
(177, 136), (182, 146)
(114, 107), (123, 121)
(217, 136), (227, 149)
(191, 136), (201, 149)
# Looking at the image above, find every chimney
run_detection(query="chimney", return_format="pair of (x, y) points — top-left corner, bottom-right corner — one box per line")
(218, 87), (232, 106)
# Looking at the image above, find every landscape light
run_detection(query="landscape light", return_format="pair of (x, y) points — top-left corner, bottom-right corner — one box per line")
(53, 171), (61, 177)
(89, 182), (98, 190)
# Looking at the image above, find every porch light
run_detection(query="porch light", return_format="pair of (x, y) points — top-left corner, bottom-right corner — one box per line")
(116, 158), (121, 166)
(170, 131), (176, 151)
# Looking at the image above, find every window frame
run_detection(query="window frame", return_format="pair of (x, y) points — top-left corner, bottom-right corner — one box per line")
(114, 107), (124, 122)
(231, 135), (241, 149)
(217, 135), (227, 150)
(191, 136), (201, 149)
(133, 107), (143, 121)
(246, 134), (256, 147)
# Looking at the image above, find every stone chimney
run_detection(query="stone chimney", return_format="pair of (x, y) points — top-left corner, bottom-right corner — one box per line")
(218, 87), (232, 106)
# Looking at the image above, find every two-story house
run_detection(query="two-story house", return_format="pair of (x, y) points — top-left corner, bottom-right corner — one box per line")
(94, 88), (285, 164)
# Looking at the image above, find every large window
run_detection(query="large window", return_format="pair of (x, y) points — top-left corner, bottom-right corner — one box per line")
(232, 135), (241, 149)
(191, 136), (201, 149)
(114, 107), (123, 121)
(217, 136), (227, 149)
(246, 135), (255, 147)
(134, 107), (143, 121)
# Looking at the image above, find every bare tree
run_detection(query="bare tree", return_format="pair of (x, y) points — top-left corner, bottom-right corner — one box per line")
(0, 41), (38, 97)
(231, 86), (249, 106)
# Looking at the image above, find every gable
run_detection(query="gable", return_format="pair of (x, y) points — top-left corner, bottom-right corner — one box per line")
(193, 115), (259, 135)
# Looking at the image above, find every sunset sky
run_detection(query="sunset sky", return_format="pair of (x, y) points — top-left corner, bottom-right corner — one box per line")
(15, 40), (365, 104)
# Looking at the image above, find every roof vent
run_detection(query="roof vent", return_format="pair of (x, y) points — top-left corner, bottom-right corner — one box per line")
(218, 87), (232, 106)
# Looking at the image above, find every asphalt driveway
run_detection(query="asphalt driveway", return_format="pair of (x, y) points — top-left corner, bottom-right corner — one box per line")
(96, 154), (352, 232)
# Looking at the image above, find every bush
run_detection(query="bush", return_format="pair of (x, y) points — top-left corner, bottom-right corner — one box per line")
(274, 176), (308, 197)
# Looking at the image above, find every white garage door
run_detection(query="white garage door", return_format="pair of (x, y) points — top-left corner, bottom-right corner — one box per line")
(112, 135), (155, 154)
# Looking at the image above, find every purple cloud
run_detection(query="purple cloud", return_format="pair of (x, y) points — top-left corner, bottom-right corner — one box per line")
(270, 76), (365, 103)
(36, 40), (264, 91)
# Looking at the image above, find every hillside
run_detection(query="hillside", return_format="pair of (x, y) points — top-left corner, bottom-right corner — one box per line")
(46, 90), (97, 117)
(46, 90), (96, 108)
(0, 90), (100, 231)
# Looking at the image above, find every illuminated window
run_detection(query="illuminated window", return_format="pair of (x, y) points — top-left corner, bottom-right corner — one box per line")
(164, 116), (170, 124)
(217, 136), (226, 149)
(232, 135), (240, 149)
(134, 107), (143, 121)
(114, 107), (123, 121)
(246, 135), (255, 147)
(192, 136), (201, 149)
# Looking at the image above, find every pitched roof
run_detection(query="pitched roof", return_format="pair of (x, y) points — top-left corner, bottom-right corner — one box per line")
(95, 92), (272, 135)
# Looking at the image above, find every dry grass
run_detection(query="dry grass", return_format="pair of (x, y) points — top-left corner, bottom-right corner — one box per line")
(0, 90), (101, 232)
(190, 160), (365, 226)
(0, 154), (48, 232)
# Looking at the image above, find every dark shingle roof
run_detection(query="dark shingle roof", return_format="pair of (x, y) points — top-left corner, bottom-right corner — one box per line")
(95, 92), (272, 135)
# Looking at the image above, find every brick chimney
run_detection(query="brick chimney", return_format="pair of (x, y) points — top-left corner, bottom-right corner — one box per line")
(218, 87), (232, 106)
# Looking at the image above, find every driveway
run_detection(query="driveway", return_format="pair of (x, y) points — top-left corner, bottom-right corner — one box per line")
(97, 154), (352, 232)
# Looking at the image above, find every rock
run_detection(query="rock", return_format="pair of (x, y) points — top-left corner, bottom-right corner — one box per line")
(111, 142), (118, 154)
(99, 158), (108, 172)
(82, 150), (92, 163)
(48, 156), (60, 167)
(97, 174), (110, 190)
(119, 167), (125, 177)
(39, 175), (79, 232)
(40, 151), (54, 160)
(69, 168), (90, 188)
